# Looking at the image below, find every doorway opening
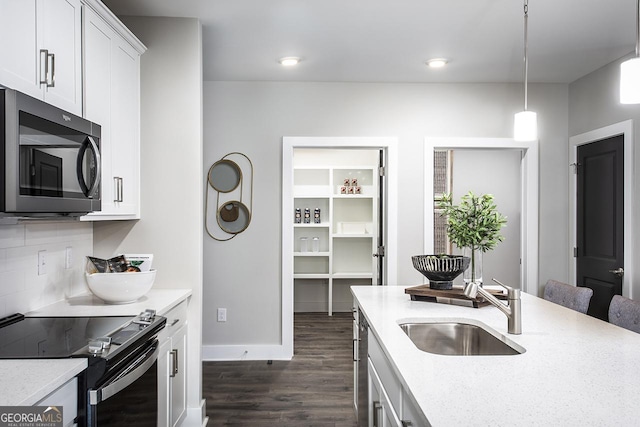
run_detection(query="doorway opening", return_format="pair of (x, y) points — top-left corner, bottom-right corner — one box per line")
(424, 137), (539, 295)
(282, 137), (398, 358)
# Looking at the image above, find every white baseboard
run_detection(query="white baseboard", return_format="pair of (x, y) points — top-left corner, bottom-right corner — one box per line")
(181, 400), (208, 426)
(202, 344), (292, 361)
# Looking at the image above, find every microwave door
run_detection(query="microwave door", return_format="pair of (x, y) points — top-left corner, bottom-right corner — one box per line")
(76, 136), (101, 199)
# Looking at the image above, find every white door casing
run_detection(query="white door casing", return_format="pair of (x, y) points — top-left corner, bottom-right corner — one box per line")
(282, 137), (398, 359)
(569, 120), (634, 299)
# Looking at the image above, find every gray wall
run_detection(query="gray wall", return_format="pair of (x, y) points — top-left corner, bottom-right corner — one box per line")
(450, 149), (522, 288)
(203, 81), (569, 354)
(92, 16), (204, 416)
(569, 55), (640, 298)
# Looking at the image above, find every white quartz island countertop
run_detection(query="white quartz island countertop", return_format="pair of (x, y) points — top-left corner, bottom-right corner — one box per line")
(0, 289), (191, 406)
(352, 285), (640, 427)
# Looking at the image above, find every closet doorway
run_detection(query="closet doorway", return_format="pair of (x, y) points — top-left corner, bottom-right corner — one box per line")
(282, 137), (398, 358)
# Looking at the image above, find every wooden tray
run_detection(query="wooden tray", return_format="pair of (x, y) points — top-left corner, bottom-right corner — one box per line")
(405, 284), (507, 308)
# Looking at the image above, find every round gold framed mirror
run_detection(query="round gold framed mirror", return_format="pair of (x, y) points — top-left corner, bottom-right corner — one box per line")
(217, 201), (251, 234)
(208, 159), (242, 193)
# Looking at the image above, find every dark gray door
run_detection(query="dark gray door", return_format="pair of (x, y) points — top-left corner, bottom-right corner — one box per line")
(576, 134), (624, 320)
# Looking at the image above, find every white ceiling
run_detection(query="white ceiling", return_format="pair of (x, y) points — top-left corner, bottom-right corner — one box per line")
(103, 0), (636, 84)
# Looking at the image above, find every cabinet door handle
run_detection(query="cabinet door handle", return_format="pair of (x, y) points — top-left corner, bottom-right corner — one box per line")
(402, 421), (413, 427)
(39, 49), (49, 85)
(170, 349), (179, 377)
(114, 177), (124, 202)
(352, 338), (359, 362)
(48, 52), (55, 87)
(170, 318), (180, 327)
(373, 401), (382, 427)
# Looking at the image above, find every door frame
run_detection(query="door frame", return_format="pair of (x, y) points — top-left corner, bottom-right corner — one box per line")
(424, 137), (539, 295)
(569, 120), (634, 299)
(282, 137), (398, 358)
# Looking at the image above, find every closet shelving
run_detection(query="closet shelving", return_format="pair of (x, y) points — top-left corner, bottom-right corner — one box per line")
(292, 164), (377, 314)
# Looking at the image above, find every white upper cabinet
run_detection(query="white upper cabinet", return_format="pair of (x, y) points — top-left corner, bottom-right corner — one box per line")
(0, 0), (82, 115)
(82, 1), (145, 220)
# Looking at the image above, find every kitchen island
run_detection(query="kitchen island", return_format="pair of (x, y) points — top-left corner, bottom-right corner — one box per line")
(352, 285), (640, 426)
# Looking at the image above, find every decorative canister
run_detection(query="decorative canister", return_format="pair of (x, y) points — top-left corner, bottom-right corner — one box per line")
(303, 208), (311, 223)
(314, 208), (321, 224)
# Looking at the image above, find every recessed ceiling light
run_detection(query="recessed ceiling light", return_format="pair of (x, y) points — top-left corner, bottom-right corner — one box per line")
(426, 58), (448, 68)
(279, 57), (300, 66)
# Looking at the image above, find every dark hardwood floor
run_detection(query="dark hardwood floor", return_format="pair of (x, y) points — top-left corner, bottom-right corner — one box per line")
(203, 312), (358, 427)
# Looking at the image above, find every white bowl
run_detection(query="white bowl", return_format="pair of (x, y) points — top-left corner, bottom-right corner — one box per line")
(85, 270), (156, 304)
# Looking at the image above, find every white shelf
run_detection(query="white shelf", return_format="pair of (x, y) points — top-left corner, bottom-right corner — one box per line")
(294, 223), (330, 228)
(294, 252), (330, 257)
(333, 272), (374, 279)
(333, 234), (373, 238)
(294, 273), (330, 279)
(332, 194), (374, 199)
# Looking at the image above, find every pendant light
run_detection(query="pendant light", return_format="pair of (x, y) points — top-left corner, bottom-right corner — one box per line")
(514, 0), (538, 141)
(620, 0), (640, 104)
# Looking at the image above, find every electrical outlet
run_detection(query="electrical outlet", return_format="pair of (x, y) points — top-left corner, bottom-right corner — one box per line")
(65, 247), (73, 269)
(37, 250), (46, 275)
(217, 308), (227, 322)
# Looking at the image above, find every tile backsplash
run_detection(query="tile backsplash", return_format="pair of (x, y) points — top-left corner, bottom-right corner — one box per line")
(0, 221), (92, 317)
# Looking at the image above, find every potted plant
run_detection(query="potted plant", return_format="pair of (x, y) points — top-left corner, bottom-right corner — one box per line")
(437, 191), (507, 285)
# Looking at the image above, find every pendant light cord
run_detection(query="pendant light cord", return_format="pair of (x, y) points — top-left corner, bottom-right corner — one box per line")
(523, 0), (529, 111)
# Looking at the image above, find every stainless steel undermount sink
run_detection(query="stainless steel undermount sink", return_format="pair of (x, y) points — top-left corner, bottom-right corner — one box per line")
(399, 321), (525, 356)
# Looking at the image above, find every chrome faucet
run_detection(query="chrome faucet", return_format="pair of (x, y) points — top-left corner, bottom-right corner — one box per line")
(464, 278), (522, 334)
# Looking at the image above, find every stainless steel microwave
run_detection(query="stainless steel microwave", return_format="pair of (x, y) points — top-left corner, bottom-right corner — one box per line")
(0, 88), (101, 218)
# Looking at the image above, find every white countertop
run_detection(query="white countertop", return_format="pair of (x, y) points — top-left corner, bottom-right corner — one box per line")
(352, 285), (640, 427)
(0, 288), (191, 407)
(0, 359), (87, 406)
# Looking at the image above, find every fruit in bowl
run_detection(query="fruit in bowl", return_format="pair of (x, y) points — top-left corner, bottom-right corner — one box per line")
(85, 270), (156, 304)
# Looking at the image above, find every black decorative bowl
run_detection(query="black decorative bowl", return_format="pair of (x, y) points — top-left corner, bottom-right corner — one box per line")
(411, 255), (470, 290)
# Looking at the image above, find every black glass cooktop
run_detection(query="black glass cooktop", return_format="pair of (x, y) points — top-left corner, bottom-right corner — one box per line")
(0, 315), (134, 359)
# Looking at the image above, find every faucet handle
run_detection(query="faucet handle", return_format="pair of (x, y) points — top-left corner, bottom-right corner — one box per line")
(492, 278), (520, 298)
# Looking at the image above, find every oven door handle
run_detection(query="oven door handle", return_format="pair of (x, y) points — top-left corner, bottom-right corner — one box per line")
(89, 342), (158, 405)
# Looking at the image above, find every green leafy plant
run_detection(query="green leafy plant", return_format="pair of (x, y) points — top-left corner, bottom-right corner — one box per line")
(438, 191), (507, 282)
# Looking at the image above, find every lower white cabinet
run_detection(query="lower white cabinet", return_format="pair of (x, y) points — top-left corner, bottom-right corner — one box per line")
(369, 360), (401, 427)
(158, 301), (188, 427)
(366, 332), (430, 427)
(35, 376), (77, 427)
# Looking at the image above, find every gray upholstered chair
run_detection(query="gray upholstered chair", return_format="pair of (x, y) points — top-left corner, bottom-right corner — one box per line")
(608, 295), (640, 333)
(542, 279), (593, 314)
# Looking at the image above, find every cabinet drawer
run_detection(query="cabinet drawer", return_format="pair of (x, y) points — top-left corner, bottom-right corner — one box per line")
(36, 377), (77, 427)
(159, 300), (188, 340)
(369, 333), (401, 415)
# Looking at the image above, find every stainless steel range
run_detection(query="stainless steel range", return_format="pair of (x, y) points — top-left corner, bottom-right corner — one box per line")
(0, 310), (166, 426)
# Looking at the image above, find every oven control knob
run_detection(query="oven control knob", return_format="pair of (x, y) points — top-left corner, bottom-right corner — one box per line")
(88, 340), (104, 354)
(96, 337), (112, 349)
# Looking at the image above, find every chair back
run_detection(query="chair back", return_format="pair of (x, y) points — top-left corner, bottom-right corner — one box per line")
(543, 279), (593, 314)
(608, 295), (640, 334)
